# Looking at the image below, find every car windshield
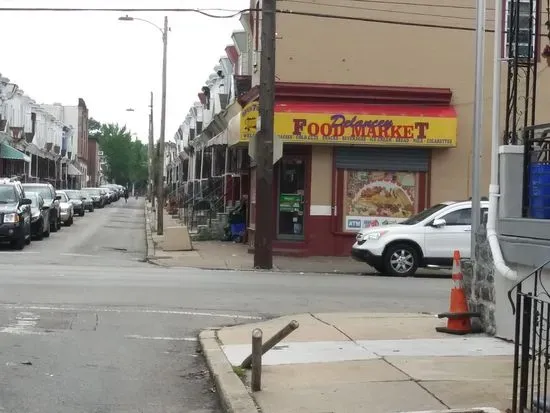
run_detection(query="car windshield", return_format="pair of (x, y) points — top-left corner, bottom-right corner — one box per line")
(87, 189), (100, 195)
(65, 190), (80, 200)
(399, 203), (449, 225)
(0, 186), (17, 203)
(24, 185), (51, 200)
(57, 192), (68, 202)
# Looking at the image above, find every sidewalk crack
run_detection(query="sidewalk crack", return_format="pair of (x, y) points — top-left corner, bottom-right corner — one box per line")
(309, 313), (356, 343)
(381, 357), (450, 409)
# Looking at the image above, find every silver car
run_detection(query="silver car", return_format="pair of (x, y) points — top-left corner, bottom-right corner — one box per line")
(55, 191), (74, 226)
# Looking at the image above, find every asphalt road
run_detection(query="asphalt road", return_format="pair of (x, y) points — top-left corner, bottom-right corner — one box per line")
(0, 197), (451, 412)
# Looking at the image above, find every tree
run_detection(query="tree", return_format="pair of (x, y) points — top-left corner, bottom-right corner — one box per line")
(90, 121), (148, 189)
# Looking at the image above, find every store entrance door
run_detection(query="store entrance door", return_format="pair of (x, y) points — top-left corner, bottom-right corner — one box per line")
(277, 157), (306, 240)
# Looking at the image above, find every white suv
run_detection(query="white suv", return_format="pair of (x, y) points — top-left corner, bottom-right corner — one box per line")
(351, 200), (489, 277)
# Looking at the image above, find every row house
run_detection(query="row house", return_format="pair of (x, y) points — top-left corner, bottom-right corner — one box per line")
(0, 72), (89, 188)
(44, 99), (89, 189)
(168, 20), (254, 226)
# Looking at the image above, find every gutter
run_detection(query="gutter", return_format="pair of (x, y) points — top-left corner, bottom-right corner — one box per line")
(487, 0), (517, 281)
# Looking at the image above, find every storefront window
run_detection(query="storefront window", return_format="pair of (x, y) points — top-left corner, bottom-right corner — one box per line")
(343, 170), (419, 231)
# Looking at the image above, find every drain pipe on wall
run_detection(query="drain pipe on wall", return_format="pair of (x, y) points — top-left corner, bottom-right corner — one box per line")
(486, 0), (518, 281)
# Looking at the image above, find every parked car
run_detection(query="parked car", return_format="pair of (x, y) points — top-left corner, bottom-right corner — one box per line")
(86, 187), (107, 208)
(55, 191), (74, 226)
(0, 178), (32, 250)
(351, 200), (489, 277)
(64, 189), (86, 216)
(22, 182), (61, 232)
(25, 191), (51, 240)
(101, 187), (116, 203)
(80, 190), (95, 212)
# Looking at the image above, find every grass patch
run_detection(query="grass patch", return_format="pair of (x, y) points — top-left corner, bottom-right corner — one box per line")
(232, 366), (247, 379)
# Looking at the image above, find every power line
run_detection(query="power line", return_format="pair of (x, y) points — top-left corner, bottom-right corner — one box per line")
(279, 0), (495, 11)
(280, 0), (492, 22)
(0, 7), (247, 18)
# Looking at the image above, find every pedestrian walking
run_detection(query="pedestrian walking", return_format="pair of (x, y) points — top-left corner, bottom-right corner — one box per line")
(124, 187), (129, 203)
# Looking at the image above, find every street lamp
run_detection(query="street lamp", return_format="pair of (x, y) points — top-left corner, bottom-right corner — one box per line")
(119, 15), (169, 236)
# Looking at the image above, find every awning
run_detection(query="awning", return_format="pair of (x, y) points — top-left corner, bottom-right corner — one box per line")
(0, 142), (31, 162)
(206, 129), (227, 147)
(235, 102), (458, 148)
(227, 113), (242, 147)
(68, 163), (83, 176)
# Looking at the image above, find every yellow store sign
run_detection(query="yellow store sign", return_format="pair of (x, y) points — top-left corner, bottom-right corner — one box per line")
(239, 102), (457, 148)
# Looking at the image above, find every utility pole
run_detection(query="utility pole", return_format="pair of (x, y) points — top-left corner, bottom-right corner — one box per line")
(148, 91), (155, 208)
(471, 0), (486, 257)
(157, 16), (168, 236)
(254, 0), (276, 269)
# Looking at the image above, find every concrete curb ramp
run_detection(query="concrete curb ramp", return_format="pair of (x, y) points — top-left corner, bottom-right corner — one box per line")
(199, 330), (258, 413)
(199, 324), (505, 413)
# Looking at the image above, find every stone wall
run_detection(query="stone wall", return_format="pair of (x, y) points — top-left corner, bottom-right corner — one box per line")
(461, 225), (497, 335)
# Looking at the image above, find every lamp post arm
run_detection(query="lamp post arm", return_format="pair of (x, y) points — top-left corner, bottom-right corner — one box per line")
(129, 17), (164, 37)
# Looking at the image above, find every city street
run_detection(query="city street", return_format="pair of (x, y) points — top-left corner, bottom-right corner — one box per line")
(0, 197), (451, 412)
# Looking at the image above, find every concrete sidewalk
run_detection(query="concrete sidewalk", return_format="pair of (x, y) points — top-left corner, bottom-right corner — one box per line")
(200, 313), (512, 413)
(144, 203), (450, 276)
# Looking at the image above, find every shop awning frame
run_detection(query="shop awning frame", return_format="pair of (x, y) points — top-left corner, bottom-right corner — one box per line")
(0, 142), (31, 163)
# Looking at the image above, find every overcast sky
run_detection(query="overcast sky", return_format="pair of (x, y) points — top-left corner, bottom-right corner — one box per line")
(0, 0), (249, 143)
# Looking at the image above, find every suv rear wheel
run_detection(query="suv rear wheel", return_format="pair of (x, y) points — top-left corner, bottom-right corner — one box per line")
(383, 243), (419, 277)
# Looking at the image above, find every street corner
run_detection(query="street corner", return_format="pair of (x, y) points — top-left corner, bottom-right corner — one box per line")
(199, 329), (258, 413)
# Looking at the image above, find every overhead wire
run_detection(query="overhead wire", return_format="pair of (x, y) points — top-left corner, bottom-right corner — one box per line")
(278, 0), (491, 22)
(279, 0), (495, 11)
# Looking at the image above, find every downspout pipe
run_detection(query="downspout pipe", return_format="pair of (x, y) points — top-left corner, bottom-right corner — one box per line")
(487, 0), (518, 281)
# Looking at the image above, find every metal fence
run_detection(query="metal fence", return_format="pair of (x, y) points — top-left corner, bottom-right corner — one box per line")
(508, 259), (550, 412)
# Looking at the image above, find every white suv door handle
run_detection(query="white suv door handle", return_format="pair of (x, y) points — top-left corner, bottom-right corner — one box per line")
(464, 228), (471, 232)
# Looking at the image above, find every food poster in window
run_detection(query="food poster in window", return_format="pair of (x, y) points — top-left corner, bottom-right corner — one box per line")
(343, 171), (418, 231)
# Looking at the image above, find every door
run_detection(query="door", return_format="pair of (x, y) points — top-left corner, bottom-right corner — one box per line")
(424, 206), (473, 259)
(277, 157), (306, 240)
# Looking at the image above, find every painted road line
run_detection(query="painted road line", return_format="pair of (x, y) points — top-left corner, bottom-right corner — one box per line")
(125, 335), (198, 342)
(0, 305), (263, 320)
(0, 311), (45, 335)
(59, 253), (99, 258)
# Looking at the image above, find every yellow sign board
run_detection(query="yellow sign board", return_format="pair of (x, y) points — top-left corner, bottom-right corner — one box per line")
(238, 102), (457, 148)
(240, 101), (259, 141)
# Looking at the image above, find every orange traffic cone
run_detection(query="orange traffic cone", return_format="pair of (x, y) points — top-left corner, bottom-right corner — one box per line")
(435, 250), (480, 335)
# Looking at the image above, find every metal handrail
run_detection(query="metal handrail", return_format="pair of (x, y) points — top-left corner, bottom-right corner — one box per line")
(508, 258), (550, 314)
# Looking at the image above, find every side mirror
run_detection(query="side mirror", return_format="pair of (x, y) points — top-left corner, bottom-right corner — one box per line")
(20, 198), (32, 206)
(432, 218), (446, 228)
(81, 196), (87, 200)
(55, 195), (61, 201)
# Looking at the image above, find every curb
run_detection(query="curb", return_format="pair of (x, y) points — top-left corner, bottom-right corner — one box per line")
(144, 204), (156, 262)
(199, 330), (258, 413)
(399, 409), (502, 413)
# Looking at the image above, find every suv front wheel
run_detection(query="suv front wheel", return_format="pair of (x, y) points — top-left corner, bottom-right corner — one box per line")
(383, 243), (419, 277)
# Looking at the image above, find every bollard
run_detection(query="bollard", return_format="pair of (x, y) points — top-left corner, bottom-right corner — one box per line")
(241, 320), (299, 369)
(251, 328), (262, 392)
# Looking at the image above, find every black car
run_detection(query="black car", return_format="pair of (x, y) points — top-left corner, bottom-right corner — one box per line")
(25, 192), (51, 240)
(22, 183), (62, 232)
(86, 188), (107, 208)
(0, 178), (33, 250)
(64, 189), (86, 216)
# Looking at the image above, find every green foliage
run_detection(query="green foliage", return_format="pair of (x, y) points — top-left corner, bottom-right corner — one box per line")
(91, 121), (148, 188)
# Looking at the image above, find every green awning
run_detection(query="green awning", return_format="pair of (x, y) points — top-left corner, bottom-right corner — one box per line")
(0, 142), (30, 163)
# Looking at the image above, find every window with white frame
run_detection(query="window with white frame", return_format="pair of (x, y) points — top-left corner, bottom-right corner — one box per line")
(504, 0), (538, 59)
